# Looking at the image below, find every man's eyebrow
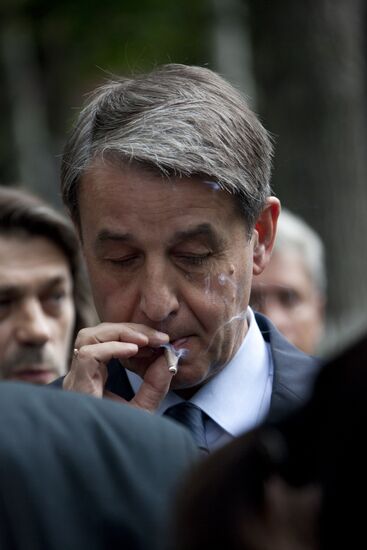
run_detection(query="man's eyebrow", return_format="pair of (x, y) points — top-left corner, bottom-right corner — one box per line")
(94, 230), (134, 250)
(40, 276), (70, 292)
(0, 276), (69, 298)
(0, 285), (22, 298)
(94, 224), (222, 249)
(171, 223), (221, 247)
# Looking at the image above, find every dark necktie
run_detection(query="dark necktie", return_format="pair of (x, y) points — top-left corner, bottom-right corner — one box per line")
(164, 402), (209, 454)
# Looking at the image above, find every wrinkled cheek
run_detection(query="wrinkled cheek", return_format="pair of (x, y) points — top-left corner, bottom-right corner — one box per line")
(61, 303), (77, 349)
(88, 271), (123, 322)
(102, 294), (131, 323)
(196, 279), (246, 364)
(210, 266), (247, 314)
(195, 272), (246, 352)
(199, 266), (237, 301)
(90, 288), (107, 320)
(198, 278), (235, 340)
(85, 268), (106, 316)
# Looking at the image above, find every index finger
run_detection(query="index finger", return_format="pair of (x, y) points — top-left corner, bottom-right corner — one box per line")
(75, 322), (169, 350)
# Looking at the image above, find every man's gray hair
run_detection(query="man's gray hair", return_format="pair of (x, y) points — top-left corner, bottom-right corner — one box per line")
(275, 209), (327, 295)
(61, 63), (273, 230)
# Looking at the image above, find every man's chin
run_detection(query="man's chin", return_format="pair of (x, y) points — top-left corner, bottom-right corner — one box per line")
(9, 369), (59, 385)
(168, 364), (209, 395)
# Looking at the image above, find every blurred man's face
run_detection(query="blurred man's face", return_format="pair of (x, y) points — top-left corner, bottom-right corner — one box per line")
(78, 161), (278, 395)
(0, 235), (75, 384)
(250, 249), (325, 354)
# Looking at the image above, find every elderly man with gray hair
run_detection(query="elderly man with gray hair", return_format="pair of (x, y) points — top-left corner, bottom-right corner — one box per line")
(53, 64), (320, 451)
(251, 208), (326, 354)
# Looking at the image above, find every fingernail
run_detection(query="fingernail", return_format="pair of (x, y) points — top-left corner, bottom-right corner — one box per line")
(154, 331), (170, 341)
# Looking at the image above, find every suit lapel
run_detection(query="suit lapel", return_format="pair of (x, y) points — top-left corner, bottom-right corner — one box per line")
(255, 312), (321, 422)
(106, 359), (135, 400)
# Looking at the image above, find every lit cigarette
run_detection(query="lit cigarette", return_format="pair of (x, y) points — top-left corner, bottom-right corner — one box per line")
(164, 346), (179, 375)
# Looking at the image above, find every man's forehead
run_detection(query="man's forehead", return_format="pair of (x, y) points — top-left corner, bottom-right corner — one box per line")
(0, 273), (71, 296)
(79, 162), (252, 252)
(0, 235), (72, 282)
(94, 222), (225, 250)
(0, 232), (66, 256)
(81, 159), (232, 204)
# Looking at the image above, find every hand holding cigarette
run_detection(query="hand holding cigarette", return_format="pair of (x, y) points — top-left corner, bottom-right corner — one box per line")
(64, 323), (172, 409)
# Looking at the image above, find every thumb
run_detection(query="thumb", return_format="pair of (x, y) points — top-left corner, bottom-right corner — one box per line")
(129, 355), (175, 412)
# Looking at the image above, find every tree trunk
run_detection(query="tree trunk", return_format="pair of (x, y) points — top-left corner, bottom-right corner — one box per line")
(247, 0), (367, 353)
(210, 0), (256, 104)
(1, 17), (61, 207)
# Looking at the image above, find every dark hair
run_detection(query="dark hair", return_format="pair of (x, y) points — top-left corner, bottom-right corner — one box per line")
(173, 419), (298, 550)
(174, 332), (367, 549)
(0, 186), (97, 352)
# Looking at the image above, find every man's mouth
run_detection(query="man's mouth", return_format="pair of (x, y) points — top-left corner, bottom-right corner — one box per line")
(171, 337), (189, 349)
(135, 336), (190, 359)
(9, 367), (55, 384)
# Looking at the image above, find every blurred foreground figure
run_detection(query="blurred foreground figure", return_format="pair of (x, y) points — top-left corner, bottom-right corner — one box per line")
(174, 331), (367, 549)
(251, 209), (326, 354)
(0, 187), (96, 384)
(0, 382), (198, 550)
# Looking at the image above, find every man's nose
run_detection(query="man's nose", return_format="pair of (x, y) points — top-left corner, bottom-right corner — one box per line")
(139, 263), (179, 323)
(15, 299), (51, 345)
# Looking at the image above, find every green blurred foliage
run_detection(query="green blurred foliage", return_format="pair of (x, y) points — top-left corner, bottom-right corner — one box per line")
(21, 0), (211, 97)
(0, 0), (212, 181)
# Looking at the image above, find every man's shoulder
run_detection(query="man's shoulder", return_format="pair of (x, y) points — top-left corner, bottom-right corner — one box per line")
(0, 381), (197, 458)
(0, 382), (198, 550)
(255, 311), (320, 369)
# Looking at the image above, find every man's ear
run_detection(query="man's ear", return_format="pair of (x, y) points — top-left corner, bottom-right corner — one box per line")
(252, 197), (280, 275)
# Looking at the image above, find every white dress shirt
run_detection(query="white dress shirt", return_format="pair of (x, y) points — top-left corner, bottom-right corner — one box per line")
(127, 307), (273, 451)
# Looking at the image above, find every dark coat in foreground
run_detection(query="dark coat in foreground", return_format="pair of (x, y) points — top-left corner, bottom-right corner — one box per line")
(0, 383), (198, 550)
(173, 331), (367, 550)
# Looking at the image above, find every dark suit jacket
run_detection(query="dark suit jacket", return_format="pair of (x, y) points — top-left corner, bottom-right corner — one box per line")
(52, 313), (320, 424)
(254, 312), (321, 421)
(0, 382), (198, 550)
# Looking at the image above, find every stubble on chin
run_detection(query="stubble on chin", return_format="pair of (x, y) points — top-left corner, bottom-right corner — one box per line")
(0, 348), (65, 380)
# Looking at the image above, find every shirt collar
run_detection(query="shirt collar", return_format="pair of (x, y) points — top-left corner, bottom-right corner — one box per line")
(126, 307), (272, 436)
